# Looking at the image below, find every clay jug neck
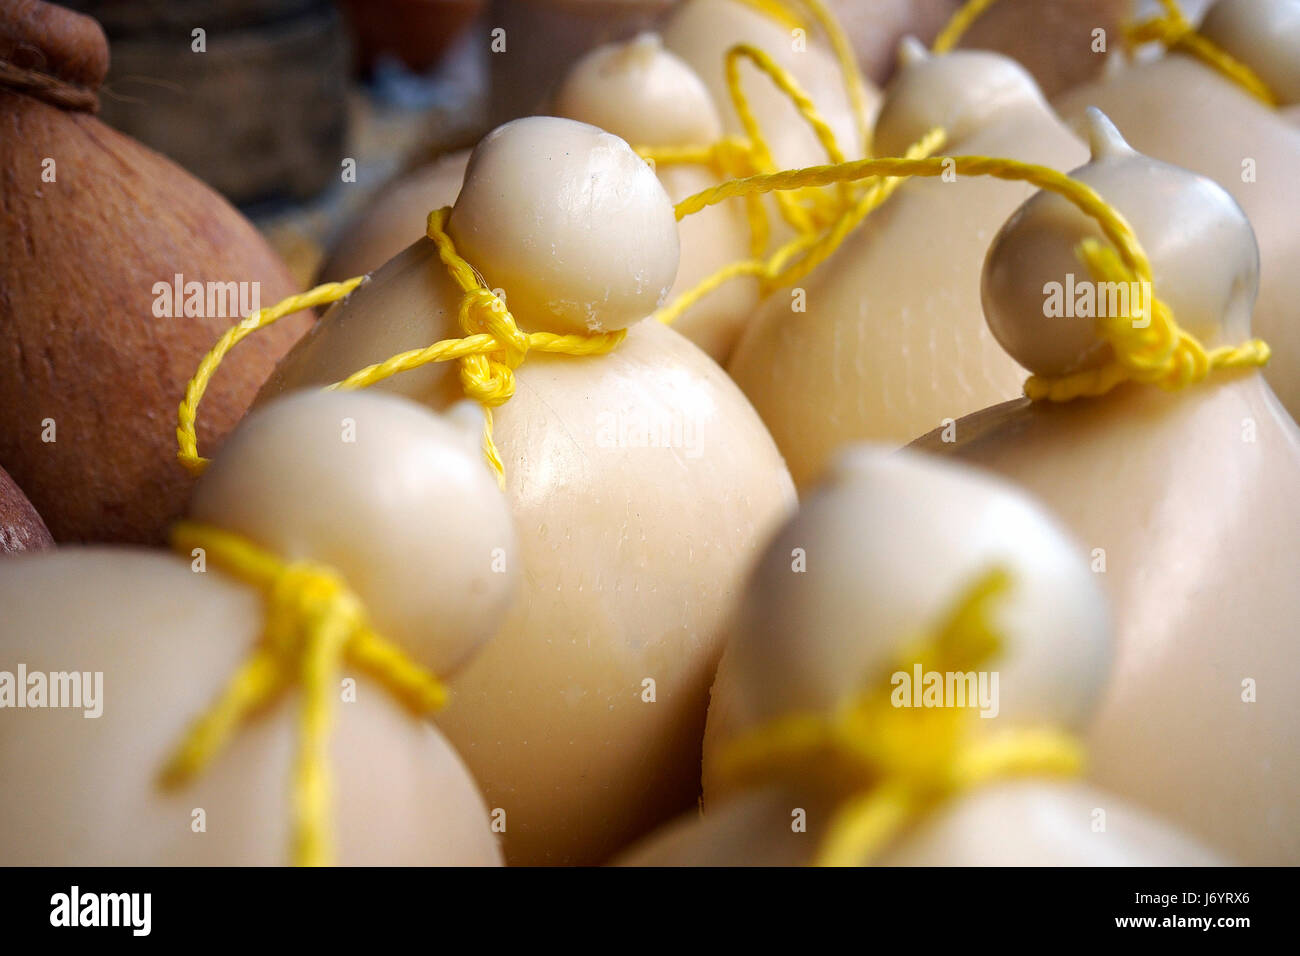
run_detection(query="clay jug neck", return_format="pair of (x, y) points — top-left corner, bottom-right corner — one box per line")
(0, 0), (108, 112)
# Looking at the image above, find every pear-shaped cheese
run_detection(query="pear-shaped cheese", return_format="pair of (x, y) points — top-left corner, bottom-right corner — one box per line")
(190, 391), (519, 676)
(1053, 3), (1300, 418)
(914, 116), (1300, 864)
(554, 33), (757, 362)
(662, 0), (876, 169)
(701, 445), (1110, 801)
(629, 447), (1217, 865)
(0, 2), (309, 545)
(0, 389), (517, 864)
(0, 550), (500, 866)
(260, 117), (797, 864)
(728, 44), (1085, 488)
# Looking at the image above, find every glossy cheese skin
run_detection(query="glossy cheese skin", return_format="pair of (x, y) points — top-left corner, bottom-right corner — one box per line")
(728, 104), (1083, 488)
(914, 378), (1300, 865)
(0, 549), (501, 866)
(1055, 56), (1300, 419)
(260, 237), (797, 864)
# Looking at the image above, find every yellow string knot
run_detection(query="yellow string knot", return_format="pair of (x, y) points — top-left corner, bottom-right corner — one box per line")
(716, 568), (1084, 867)
(1126, 0), (1278, 106)
(425, 206), (528, 411)
(177, 206), (625, 488)
(454, 290), (525, 408)
(1024, 237), (1271, 401)
(262, 561), (358, 647)
(158, 521), (449, 866)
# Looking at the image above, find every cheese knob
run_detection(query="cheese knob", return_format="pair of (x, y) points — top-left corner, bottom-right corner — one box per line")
(446, 116), (680, 335)
(1200, 0), (1300, 105)
(724, 446), (1111, 736)
(553, 32), (723, 148)
(981, 108), (1260, 378)
(873, 37), (1049, 156)
(189, 389), (518, 676)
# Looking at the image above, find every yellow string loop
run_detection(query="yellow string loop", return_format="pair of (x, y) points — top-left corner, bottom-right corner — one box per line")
(671, 151), (1270, 398)
(797, 0), (876, 155)
(158, 521), (448, 867)
(1126, 0), (1277, 106)
(932, 0), (1001, 54)
(650, 127), (945, 325)
(638, 4), (870, 265)
(724, 43), (849, 235)
(636, 0), (896, 326)
(731, 0), (873, 154)
(176, 208), (625, 488)
(176, 277), (365, 475)
(716, 567), (1084, 866)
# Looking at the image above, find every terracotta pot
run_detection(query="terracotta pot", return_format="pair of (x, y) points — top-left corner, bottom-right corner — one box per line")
(0, 1), (311, 544)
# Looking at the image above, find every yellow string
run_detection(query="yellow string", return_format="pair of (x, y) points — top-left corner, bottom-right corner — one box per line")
(671, 151), (1270, 399)
(158, 521), (449, 867)
(796, 0), (876, 155)
(729, 0), (872, 154)
(176, 1), (906, 487)
(644, 37), (943, 328)
(649, 126), (946, 325)
(176, 277), (365, 476)
(932, 0), (1001, 54)
(716, 567), (1084, 866)
(637, 0), (881, 323)
(723, 44), (840, 236)
(1026, 239), (1270, 401)
(179, 148), (1268, 475)
(176, 208), (625, 488)
(1126, 0), (1277, 106)
(180, 30), (1268, 470)
(932, 0), (1277, 107)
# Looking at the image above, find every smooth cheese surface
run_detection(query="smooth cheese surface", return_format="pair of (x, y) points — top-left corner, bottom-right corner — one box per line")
(0, 549), (501, 866)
